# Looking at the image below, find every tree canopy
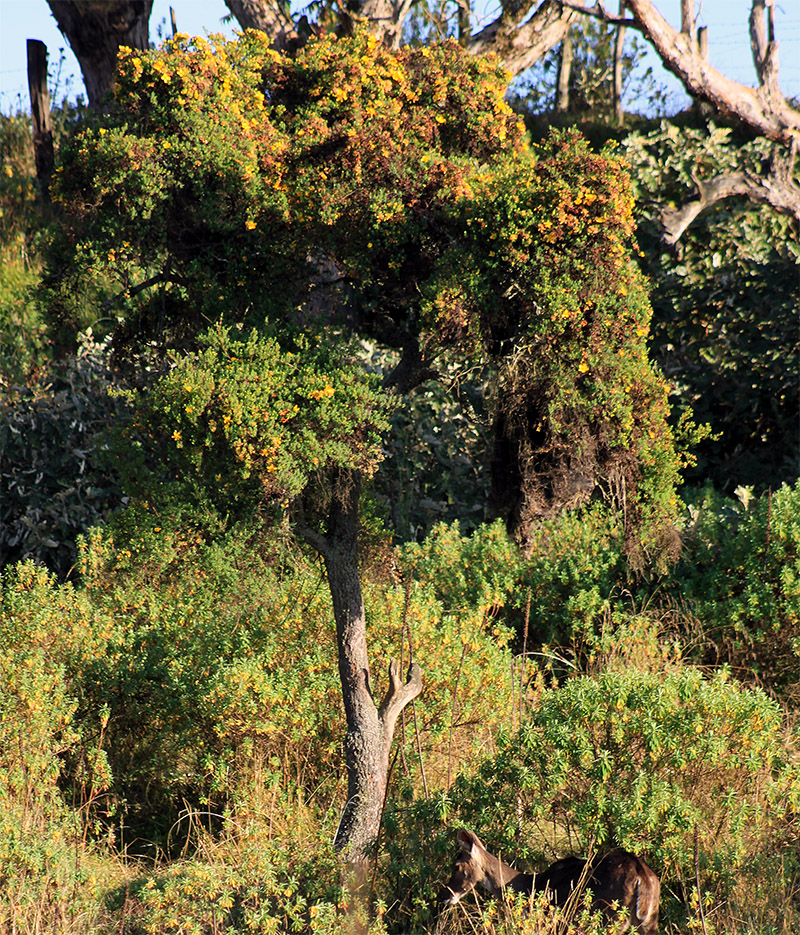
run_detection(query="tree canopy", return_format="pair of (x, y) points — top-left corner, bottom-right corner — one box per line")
(50, 29), (686, 566)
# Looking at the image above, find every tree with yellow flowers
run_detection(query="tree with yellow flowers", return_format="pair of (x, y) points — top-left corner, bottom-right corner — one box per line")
(49, 28), (689, 872)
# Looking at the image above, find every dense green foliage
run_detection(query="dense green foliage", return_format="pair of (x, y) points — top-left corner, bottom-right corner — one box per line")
(48, 31), (523, 345)
(43, 30), (686, 563)
(681, 481), (800, 702)
(0, 22), (798, 935)
(113, 325), (391, 537)
(0, 332), (125, 576)
(623, 122), (800, 489)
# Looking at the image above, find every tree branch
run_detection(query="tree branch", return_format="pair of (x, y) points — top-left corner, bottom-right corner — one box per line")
(625, 0), (800, 143)
(295, 522), (332, 559)
(562, 1), (637, 29)
(467, 0), (577, 78)
(383, 336), (439, 396)
(749, 0), (782, 107)
(101, 271), (186, 313)
(378, 659), (423, 739)
(659, 141), (800, 244)
(223, 0), (299, 52)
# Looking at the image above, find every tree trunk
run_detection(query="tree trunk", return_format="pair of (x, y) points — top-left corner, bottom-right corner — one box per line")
(613, 2), (627, 126)
(46, 0), (153, 107)
(319, 470), (422, 872)
(223, 0), (299, 53)
(457, 0), (471, 46)
(555, 27), (573, 113)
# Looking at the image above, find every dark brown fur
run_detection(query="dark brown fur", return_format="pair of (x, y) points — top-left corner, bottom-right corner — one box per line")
(439, 829), (660, 935)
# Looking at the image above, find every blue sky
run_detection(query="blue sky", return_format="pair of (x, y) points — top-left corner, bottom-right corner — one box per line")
(1, 0), (798, 113)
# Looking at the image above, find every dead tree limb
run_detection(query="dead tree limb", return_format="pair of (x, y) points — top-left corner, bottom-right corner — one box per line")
(660, 140), (800, 245)
(625, 0), (800, 143)
(466, 0), (577, 77)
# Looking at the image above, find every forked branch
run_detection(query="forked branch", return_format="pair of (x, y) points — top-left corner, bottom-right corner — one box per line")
(659, 141), (800, 245)
(625, 0), (799, 142)
(467, 0), (577, 77)
(379, 659), (423, 738)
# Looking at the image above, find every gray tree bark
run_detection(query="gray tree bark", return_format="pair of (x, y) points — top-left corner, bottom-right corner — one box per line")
(555, 26), (573, 112)
(223, 0), (299, 53)
(46, 0), (153, 107)
(612, 1), (626, 125)
(305, 469), (422, 871)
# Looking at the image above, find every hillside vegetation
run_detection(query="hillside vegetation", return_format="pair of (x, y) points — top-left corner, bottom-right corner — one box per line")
(1, 30), (798, 935)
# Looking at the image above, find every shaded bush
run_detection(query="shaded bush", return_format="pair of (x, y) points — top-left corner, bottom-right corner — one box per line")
(623, 123), (800, 491)
(0, 332), (127, 578)
(679, 481), (800, 703)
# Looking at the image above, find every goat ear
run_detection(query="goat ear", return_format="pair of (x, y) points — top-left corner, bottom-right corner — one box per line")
(456, 829), (478, 854)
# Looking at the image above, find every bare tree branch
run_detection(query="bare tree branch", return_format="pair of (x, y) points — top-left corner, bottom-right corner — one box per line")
(378, 659), (423, 739)
(466, 0), (577, 77)
(660, 141), (800, 245)
(625, 0), (800, 143)
(749, 0), (782, 108)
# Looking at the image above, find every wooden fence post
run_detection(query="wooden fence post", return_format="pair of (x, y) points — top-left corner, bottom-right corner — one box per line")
(26, 39), (54, 197)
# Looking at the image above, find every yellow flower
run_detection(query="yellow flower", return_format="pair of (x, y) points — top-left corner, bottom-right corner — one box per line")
(245, 219), (257, 230)
(578, 361), (589, 374)
(172, 430), (182, 442)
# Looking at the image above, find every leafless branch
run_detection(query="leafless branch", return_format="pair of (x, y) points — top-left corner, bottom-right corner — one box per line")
(466, 0), (577, 78)
(659, 140), (800, 244)
(379, 659), (423, 736)
(626, 0), (800, 143)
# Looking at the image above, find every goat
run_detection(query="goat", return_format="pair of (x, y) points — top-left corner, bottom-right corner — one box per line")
(439, 829), (660, 934)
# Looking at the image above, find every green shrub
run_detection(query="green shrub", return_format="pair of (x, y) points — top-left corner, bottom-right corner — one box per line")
(70, 509), (519, 843)
(0, 331), (127, 578)
(109, 804), (381, 935)
(0, 561), (119, 930)
(399, 519), (522, 615)
(680, 481), (800, 702)
(516, 502), (629, 646)
(408, 665), (799, 930)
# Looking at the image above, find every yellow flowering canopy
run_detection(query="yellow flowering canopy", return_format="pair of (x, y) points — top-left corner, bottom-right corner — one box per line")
(50, 29), (687, 566)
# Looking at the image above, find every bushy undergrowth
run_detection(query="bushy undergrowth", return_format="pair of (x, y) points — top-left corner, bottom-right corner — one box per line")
(0, 331), (127, 577)
(3, 489), (799, 933)
(0, 562), (122, 932)
(679, 481), (800, 703)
